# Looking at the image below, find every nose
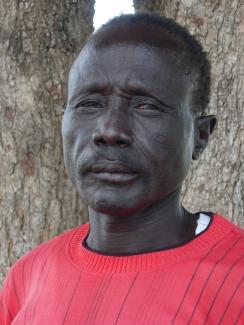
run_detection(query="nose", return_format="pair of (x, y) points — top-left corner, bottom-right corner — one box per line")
(92, 108), (132, 147)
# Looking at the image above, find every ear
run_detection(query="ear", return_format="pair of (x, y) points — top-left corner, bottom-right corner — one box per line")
(192, 115), (217, 160)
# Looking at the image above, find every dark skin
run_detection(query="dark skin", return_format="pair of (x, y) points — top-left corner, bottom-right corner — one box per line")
(62, 24), (216, 255)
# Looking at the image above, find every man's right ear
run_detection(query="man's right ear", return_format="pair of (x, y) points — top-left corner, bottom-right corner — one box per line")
(192, 115), (217, 160)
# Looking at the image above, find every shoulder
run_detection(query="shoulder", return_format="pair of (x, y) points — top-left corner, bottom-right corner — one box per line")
(4, 223), (89, 283)
(0, 223), (88, 322)
(212, 213), (243, 234)
(208, 213), (244, 258)
(193, 212), (244, 263)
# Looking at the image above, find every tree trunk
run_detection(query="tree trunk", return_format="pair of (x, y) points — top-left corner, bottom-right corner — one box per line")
(0, 0), (94, 284)
(133, 0), (244, 227)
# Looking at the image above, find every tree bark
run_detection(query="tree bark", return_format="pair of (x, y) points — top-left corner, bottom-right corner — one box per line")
(133, 0), (244, 226)
(0, 0), (94, 284)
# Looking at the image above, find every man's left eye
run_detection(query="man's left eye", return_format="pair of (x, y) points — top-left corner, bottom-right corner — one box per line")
(135, 104), (158, 111)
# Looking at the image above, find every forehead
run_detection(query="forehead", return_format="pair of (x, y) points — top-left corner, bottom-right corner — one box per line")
(70, 23), (193, 82)
(68, 42), (193, 108)
(71, 43), (185, 74)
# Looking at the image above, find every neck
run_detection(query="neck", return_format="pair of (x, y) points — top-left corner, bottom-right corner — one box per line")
(85, 190), (197, 255)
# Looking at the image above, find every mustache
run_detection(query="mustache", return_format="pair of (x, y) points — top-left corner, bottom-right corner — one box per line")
(77, 149), (141, 174)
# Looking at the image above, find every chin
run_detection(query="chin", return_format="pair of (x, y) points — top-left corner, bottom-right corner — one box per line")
(85, 190), (144, 217)
(88, 199), (133, 217)
(91, 205), (129, 217)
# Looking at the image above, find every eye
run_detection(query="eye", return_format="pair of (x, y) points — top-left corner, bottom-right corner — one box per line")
(75, 100), (103, 110)
(132, 101), (171, 117)
(135, 103), (158, 111)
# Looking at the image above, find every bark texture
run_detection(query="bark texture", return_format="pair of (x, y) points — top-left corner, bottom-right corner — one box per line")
(134, 0), (243, 226)
(0, 0), (94, 284)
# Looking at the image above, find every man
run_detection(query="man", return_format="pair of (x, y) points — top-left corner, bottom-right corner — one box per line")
(0, 13), (243, 324)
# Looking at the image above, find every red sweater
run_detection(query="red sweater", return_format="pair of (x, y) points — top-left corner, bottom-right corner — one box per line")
(0, 214), (243, 324)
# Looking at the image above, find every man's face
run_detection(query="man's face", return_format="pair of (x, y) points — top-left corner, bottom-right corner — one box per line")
(62, 34), (195, 216)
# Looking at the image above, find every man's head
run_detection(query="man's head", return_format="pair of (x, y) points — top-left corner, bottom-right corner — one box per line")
(62, 13), (216, 216)
(89, 14), (211, 116)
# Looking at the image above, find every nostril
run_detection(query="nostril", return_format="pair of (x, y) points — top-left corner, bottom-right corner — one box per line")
(92, 127), (132, 147)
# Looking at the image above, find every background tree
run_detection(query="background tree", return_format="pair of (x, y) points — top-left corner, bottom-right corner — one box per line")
(133, 0), (243, 226)
(0, 0), (94, 284)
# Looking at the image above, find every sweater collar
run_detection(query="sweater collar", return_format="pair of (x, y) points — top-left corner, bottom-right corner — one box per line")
(67, 214), (234, 273)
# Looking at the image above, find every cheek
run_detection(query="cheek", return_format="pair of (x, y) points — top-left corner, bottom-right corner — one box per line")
(171, 117), (195, 178)
(134, 113), (194, 184)
(62, 112), (95, 186)
(62, 111), (95, 158)
(133, 115), (179, 162)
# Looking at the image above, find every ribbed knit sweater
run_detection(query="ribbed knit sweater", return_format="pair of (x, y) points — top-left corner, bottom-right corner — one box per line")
(0, 213), (243, 324)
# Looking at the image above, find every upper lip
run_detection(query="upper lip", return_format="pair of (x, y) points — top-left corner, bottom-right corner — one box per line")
(88, 161), (137, 174)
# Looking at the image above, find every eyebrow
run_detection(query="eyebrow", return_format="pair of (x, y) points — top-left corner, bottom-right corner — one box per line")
(73, 82), (111, 95)
(68, 82), (110, 103)
(125, 84), (175, 110)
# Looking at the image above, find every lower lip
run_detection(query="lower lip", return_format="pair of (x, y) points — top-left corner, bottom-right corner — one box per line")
(89, 172), (138, 184)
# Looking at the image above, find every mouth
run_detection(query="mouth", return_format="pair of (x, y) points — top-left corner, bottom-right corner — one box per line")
(87, 162), (138, 184)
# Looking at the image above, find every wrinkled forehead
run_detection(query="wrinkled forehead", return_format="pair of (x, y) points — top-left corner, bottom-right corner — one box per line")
(70, 43), (190, 82)
(70, 23), (194, 79)
(69, 40), (193, 97)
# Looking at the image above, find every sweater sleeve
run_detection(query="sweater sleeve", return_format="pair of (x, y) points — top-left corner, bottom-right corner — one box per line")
(0, 267), (19, 325)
